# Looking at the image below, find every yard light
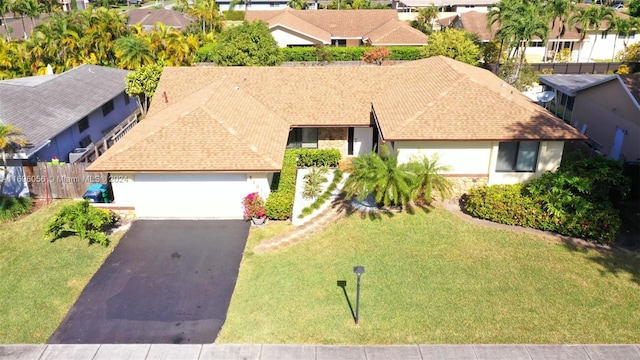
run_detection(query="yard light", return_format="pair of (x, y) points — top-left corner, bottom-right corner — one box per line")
(353, 265), (365, 324)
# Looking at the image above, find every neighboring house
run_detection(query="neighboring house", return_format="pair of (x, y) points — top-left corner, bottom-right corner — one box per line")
(87, 56), (585, 219)
(244, 9), (428, 47)
(58, 0), (90, 11)
(0, 65), (140, 196)
(0, 13), (47, 40)
(215, 0), (290, 12)
(394, 0), (495, 14)
(447, 6), (638, 63)
(539, 74), (640, 162)
(126, 9), (194, 31)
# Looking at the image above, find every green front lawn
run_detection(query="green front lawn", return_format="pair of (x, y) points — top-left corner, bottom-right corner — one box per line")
(218, 209), (640, 344)
(0, 200), (123, 343)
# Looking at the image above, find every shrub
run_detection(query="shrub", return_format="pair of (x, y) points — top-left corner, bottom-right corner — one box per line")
(266, 149), (299, 220)
(388, 46), (424, 61)
(0, 196), (33, 222)
(462, 155), (629, 244)
(361, 46), (391, 65)
(45, 200), (116, 246)
(296, 149), (341, 167)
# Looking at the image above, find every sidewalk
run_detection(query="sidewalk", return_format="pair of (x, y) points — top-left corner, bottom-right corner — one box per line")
(2, 344), (640, 360)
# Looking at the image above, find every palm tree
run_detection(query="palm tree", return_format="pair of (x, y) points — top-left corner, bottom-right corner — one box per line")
(229, 0), (250, 11)
(114, 36), (155, 70)
(586, 5), (614, 61)
(10, 0), (30, 39)
(343, 144), (416, 208)
(545, 0), (574, 62)
(404, 155), (453, 204)
(568, 6), (591, 62)
(0, 124), (28, 196)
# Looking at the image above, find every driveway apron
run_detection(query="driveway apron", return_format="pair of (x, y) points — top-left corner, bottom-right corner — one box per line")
(48, 220), (250, 344)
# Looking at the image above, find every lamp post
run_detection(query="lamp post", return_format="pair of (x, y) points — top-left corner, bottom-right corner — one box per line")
(353, 265), (365, 324)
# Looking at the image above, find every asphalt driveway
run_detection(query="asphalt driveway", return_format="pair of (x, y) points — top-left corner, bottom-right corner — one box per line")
(48, 220), (250, 344)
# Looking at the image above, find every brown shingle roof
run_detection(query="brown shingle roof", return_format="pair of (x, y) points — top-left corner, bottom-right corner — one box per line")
(454, 11), (581, 42)
(126, 9), (194, 29)
(245, 9), (428, 45)
(88, 57), (585, 173)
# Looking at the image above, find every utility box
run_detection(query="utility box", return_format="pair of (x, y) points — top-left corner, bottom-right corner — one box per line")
(68, 148), (88, 163)
(83, 184), (109, 203)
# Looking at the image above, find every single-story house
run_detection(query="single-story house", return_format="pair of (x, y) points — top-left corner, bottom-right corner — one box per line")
(87, 56), (585, 219)
(126, 9), (194, 31)
(539, 74), (640, 162)
(0, 65), (140, 196)
(244, 9), (428, 47)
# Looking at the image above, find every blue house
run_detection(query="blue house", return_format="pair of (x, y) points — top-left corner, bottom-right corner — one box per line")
(0, 65), (140, 196)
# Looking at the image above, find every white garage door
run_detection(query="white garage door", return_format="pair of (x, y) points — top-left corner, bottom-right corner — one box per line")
(134, 173), (250, 219)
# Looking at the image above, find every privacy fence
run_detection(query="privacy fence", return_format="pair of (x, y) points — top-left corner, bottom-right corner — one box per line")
(22, 162), (107, 199)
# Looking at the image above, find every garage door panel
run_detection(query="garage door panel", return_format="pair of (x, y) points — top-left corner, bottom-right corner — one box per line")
(134, 174), (249, 219)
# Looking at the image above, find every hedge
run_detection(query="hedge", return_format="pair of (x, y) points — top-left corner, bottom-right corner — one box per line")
(462, 183), (621, 244)
(280, 46), (425, 62)
(266, 149), (299, 220)
(296, 149), (341, 167)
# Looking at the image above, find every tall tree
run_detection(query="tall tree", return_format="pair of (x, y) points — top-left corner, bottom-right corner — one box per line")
(202, 20), (282, 66)
(586, 5), (614, 61)
(0, 0), (11, 40)
(125, 64), (163, 114)
(421, 28), (482, 65)
(10, 0), (29, 39)
(0, 124), (28, 196)
(545, 0), (574, 62)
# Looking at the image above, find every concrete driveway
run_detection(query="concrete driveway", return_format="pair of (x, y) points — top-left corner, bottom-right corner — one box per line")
(48, 220), (250, 344)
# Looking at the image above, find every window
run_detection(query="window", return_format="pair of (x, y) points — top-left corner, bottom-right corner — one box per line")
(629, 31), (636, 39)
(102, 100), (114, 116)
(348, 127), (354, 155)
(124, 93), (130, 105)
(331, 39), (346, 47)
(78, 117), (89, 133)
(287, 128), (318, 149)
(496, 141), (539, 172)
(79, 135), (92, 148)
(601, 31), (608, 39)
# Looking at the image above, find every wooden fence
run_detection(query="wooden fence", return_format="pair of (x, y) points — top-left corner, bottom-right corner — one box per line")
(22, 162), (108, 199)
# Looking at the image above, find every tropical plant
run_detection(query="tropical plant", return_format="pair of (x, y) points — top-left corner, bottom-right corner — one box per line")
(114, 35), (155, 70)
(0, 196), (33, 222)
(343, 144), (416, 208)
(287, 0), (308, 9)
(302, 166), (329, 199)
(242, 192), (267, 219)
(617, 41), (640, 62)
(44, 200), (116, 246)
(421, 28), (482, 66)
(125, 64), (163, 114)
(187, 0), (225, 33)
(410, 5), (438, 34)
(545, 0), (574, 62)
(404, 154), (453, 204)
(0, 124), (28, 196)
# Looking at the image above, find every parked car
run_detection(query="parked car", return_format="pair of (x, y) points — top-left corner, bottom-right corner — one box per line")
(127, 0), (145, 4)
(612, 3), (624, 10)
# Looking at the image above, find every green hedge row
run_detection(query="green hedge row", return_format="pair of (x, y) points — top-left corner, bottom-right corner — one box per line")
(296, 149), (342, 167)
(280, 46), (424, 62)
(463, 184), (621, 244)
(266, 149), (299, 220)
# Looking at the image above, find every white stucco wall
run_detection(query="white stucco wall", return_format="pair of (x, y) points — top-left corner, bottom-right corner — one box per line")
(395, 141), (493, 175)
(108, 172), (273, 219)
(395, 140), (564, 185)
(271, 26), (323, 47)
(488, 141), (564, 185)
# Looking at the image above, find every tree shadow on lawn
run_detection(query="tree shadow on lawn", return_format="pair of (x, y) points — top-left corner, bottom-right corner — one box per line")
(557, 235), (640, 287)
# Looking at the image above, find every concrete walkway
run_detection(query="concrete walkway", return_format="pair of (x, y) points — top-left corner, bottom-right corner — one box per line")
(3, 344), (640, 360)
